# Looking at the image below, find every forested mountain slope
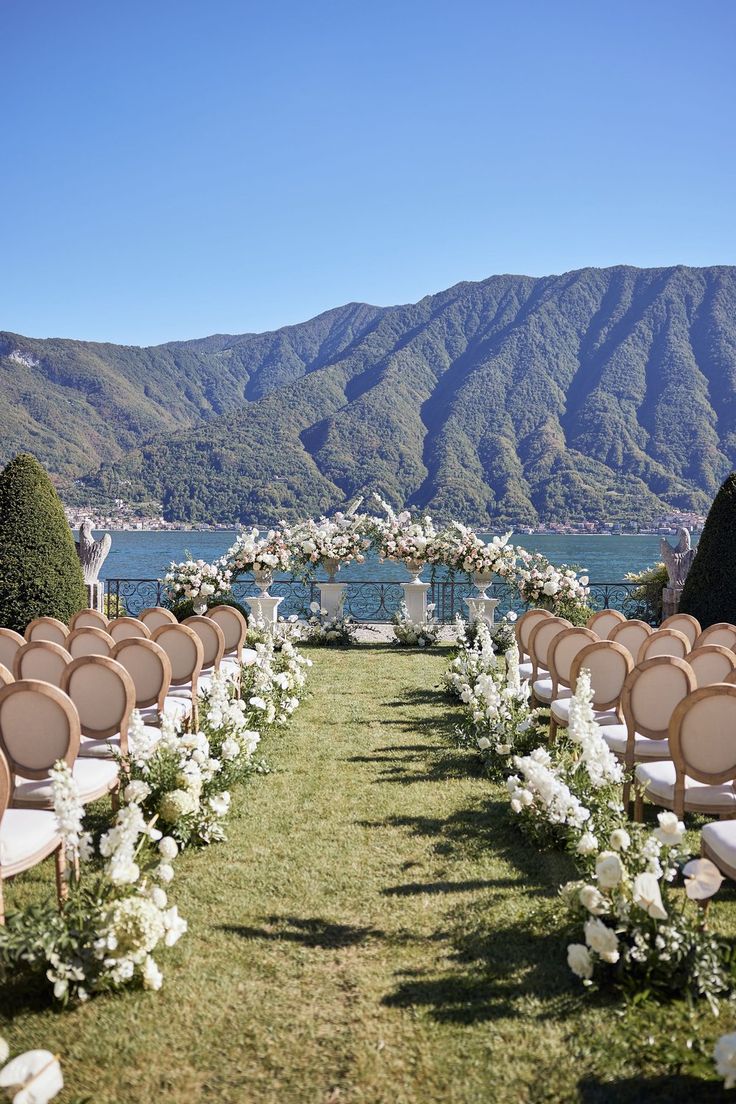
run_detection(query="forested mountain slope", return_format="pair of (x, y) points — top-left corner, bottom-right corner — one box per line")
(5, 265), (736, 525)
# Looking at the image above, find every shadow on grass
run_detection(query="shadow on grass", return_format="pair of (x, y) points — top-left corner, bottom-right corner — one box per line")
(577, 1073), (726, 1103)
(220, 916), (386, 949)
(381, 878), (512, 896)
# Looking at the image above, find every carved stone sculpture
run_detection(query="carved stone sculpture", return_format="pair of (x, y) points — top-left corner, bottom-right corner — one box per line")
(660, 527), (696, 620)
(75, 519), (112, 611)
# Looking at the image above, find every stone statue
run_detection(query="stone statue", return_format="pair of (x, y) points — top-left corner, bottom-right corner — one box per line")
(75, 519), (112, 610)
(660, 527), (696, 589)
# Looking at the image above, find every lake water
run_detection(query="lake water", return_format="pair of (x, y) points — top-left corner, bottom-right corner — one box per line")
(101, 530), (672, 583)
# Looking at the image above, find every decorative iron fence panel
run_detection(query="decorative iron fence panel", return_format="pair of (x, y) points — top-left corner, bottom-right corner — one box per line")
(104, 577), (643, 622)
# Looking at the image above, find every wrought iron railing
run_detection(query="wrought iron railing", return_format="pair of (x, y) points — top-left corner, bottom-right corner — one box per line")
(103, 577), (643, 623)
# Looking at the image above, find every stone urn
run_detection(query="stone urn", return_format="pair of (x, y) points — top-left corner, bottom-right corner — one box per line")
(472, 570), (494, 598)
(405, 558), (425, 583)
(323, 556), (340, 582)
(252, 568), (273, 596)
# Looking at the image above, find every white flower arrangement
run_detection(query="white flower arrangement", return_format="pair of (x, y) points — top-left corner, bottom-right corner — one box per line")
(391, 601), (441, 648)
(287, 513), (368, 573)
(437, 523), (517, 578)
(162, 556), (233, 608)
(516, 549), (590, 611)
(305, 601), (358, 645)
(369, 495), (437, 566)
(223, 526), (292, 576)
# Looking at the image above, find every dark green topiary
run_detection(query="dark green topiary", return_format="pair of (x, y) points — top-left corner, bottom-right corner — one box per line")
(0, 453), (87, 632)
(679, 472), (736, 628)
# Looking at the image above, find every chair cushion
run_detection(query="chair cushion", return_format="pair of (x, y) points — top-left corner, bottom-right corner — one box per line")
(533, 678), (571, 705)
(550, 697), (620, 727)
(635, 760), (736, 810)
(78, 725), (160, 758)
(14, 758), (118, 807)
(220, 658), (240, 679)
(141, 697), (191, 724)
(602, 724), (670, 760)
(518, 661), (533, 681)
(702, 820), (736, 877)
(0, 808), (59, 874)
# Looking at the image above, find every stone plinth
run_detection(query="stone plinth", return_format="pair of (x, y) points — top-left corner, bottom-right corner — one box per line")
(464, 596), (500, 627)
(319, 582), (347, 620)
(662, 585), (683, 621)
(85, 582), (105, 613)
(401, 581), (431, 624)
(247, 595), (283, 626)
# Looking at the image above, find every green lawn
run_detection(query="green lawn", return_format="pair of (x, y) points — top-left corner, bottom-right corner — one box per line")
(1, 645), (733, 1102)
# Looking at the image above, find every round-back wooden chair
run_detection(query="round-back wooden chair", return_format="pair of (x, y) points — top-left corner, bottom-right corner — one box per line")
(0, 665), (13, 689)
(61, 655), (136, 757)
(139, 607), (177, 632)
(636, 627), (691, 665)
(515, 608), (553, 662)
(148, 627), (201, 726)
(636, 685), (736, 821)
(660, 613), (701, 648)
(68, 608), (109, 632)
(108, 617), (152, 643)
(551, 640), (633, 733)
(547, 626), (599, 737)
(207, 604), (247, 663)
(586, 609), (625, 639)
(183, 615), (225, 682)
(24, 617), (68, 646)
(111, 637), (178, 727)
(609, 618), (652, 660)
(528, 617), (572, 703)
(0, 680), (117, 808)
(66, 626), (116, 658)
(687, 645), (736, 688)
(695, 623), (736, 651)
(0, 630), (22, 675)
(12, 641), (72, 688)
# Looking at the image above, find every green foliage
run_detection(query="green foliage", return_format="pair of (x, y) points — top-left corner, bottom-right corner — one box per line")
(680, 472), (736, 627)
(0, 452), (86, 631)
(168, 595), (250, 623)
(625, 561), (668, 624)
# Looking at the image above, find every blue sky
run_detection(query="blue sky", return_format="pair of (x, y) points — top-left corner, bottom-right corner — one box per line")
(1, 0), (734, 345)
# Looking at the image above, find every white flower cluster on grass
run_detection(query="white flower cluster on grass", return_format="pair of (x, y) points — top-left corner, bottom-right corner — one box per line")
(391, 601), (440, 648)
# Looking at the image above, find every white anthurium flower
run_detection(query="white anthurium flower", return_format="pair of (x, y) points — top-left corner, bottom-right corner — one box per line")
(682, 857), (724, 901)
(653, 811), (685, 846)
(632, 871), (667, 919)
(0, 1050), (63, 1104)
(714, 1032), (736, 1090)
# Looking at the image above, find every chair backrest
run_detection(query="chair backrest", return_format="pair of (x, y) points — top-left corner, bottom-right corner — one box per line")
(139, 607), (177, 631)
(622, 656), (696, 748)
(636, 628), (691, 664)
(549, 627), (599, 691)
(516, 608), (553, 656)
(0, 680), (80, 779)
(0, 628), (24, 672)
(150, 624), (203, 689)
(687, 645), (736, 688)
(68, 608), (110, 631)
(183, 615), (225, 670)
(609, 619), (652, 659)
(61, 655), (136, 745)
(660, 613), (701, 647)
(528, 617), (572, 677)
(66, 626), (116, 658)
(586, 609), (625, 638)
(207, 605), (247, 659)
(669, 685), (736, 813)
(13, 641), (72, 687)
(0, 747), (12, 819)
(0, 665), (14, 688)
(570, 640), (633, 711)
(108, 617), (152, 643)
(111, 638), (171, 712)
(24, 617), (69, 646)
(695, 623), (736, 651)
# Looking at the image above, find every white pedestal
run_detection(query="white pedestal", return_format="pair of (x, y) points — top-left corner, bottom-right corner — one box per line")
(464, 596), (500, 627)
(319, 582), (347, 619)
(247, 595), (283, 625)
(402, 581), (431, 624)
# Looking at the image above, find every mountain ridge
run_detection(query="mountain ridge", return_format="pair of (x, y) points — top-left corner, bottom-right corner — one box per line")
(3, 263), (736, 526)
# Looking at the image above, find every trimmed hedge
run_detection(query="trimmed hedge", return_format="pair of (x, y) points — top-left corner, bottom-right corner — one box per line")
(679, 472), (736, 628)
(0, 453), (87, 632)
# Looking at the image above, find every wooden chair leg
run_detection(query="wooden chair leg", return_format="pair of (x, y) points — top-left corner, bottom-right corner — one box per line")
(622, 779), (631, 811)
(0, 875), (5, 925)
(634, 793), (644, 822)
(549, 717), (558, 742)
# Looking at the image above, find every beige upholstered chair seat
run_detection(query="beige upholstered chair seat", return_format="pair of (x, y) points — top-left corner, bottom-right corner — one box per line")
(13, 757), (118, 807)
(532, 677), (571, 705)
(702, 820), (736, 880)
(0, 807), (60, 875)
(518, 660), (533, 681)
(602, 724), (669, 760)
(220, 658), (241, 678)
(635, 760), (736, 811)
(79, 724), (160, 759)
(550, 697), (619, 726)
(140, 697), (191, 725)
(170, 673), (215, 698)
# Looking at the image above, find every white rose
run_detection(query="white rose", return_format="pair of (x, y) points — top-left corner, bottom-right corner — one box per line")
(609, 828), (631, 852)
(567, 943), (593, 980)
(576, 831), (599, 856)
(477, 737), (492, 751)
(653, 811), (685, 846)
(584, 917), (619, 963)
(595, 851), (624, 889)
(158, 836), (179, 861)
(579, 885), (608, 915)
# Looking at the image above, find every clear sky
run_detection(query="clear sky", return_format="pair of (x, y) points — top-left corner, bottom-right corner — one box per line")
(1, 0), (734, 345)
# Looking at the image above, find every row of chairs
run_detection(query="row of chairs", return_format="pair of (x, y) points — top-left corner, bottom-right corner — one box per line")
(0, 603), (254, 921)
(514, 607), (736, 884)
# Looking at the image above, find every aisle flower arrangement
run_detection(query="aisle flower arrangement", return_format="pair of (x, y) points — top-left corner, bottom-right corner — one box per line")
(437, 523), (517, 579)
(287, 513), (368, 574)
(163, 557), (233, 610)
(240, 636), (311, 727)
(369, 496), (437, 566)
(0, 763), (186, 1003)
(391, 601), (440, 648)
(304, 601), (357, 645)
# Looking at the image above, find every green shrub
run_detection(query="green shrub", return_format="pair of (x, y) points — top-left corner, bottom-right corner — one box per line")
(168, 595), (250, 623)
(0, 453), (87, 632)
(680, 473), (736, 628)
(624, 562), (668, 624)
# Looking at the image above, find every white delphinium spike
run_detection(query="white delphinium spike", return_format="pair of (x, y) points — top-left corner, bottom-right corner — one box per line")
(567, 669), (622, 788)
(50, 760), (92, 866)
(505, 640), (521, 692)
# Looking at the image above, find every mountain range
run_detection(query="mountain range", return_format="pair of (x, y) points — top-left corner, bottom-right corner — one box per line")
(2, 263), (735, 526)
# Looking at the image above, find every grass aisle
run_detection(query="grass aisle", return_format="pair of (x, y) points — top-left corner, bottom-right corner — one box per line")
(1, 646), (728, 1103)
